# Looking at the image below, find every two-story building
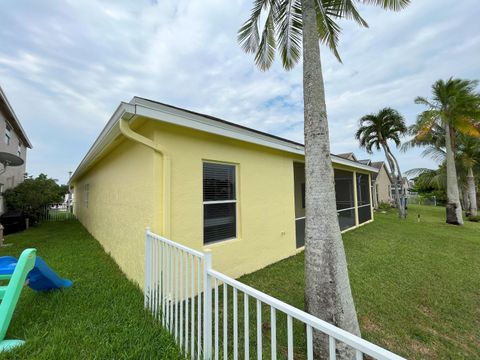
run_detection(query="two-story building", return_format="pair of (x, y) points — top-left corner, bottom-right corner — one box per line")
(0, 86), (32, 214)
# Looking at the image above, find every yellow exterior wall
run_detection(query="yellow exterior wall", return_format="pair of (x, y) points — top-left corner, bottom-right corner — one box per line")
(73, 117), (374, 287)
(151, 120), (301, 281)
(73, 129), (157, 286)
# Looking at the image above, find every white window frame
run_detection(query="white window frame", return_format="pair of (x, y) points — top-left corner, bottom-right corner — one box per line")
(203, 162), (237, 244)
(17, 141), (22, 157)
(5, 125), (11, 145)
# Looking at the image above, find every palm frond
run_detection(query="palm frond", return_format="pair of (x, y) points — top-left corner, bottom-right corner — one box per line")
(414, 96), (436, 108)
(404, 167), (434, 177)
(421, 146), (446, 162)
(455, 117), (480, 138)
(330, 0), (369, 27)
(276, 0), (303, 70)
(314, 0), (342, 62)
(361, 0), (410, 11)
(414, 110), (439, 140)
(239, 0), (411, 70)
(254, 6), (277, 71)
(237, 0), (269, 54)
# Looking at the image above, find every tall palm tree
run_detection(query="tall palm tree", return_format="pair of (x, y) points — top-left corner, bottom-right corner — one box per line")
(404, 132), (480, 215)
(457, 134), (480, 216)
(238, 1), (409, 357)
(414, 78), (480, 225)
(355, 107), (407, 218)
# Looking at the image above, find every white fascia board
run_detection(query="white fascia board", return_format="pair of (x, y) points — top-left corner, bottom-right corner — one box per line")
(330, 155), (379, 173)
(70, 99), (378, 183)
(131, 99), (378, 173)
(69, 102), (135, 183)
(132, 99), (305, 155)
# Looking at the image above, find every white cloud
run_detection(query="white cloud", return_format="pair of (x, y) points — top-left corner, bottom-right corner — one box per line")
(0, 0), (478, 182)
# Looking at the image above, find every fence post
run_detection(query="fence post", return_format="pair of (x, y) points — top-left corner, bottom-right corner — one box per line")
(144, 227), (150, 310)
(203, 249), (212, 359)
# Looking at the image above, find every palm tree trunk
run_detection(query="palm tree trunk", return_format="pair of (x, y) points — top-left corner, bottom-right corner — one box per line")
(461, 184), (469, 211)
(301, 0), (360, 358)
(445, 124), (463, 224)
(381, 143), (404, 218)
(388, 145), (407, 218)
(467, 167), (477, 216)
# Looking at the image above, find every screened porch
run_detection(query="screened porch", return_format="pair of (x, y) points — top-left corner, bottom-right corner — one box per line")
(293, 163), (373, 248)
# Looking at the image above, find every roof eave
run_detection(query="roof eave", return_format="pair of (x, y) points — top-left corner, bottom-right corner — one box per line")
(69, 102), (135, 184)
(0, 86), (33, 148)
(70, 99), (379, 182)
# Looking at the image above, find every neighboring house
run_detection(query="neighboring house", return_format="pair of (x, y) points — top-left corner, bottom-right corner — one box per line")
(0, 87), (32, 214)
(368, 161), (393, 208)
(336, 152), (358, 162)
(70, 97), (378, 285)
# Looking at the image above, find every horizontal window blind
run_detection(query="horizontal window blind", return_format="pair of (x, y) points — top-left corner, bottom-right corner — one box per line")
(203, 163), (236, 243)
(204, 203), (236, 243)
(203, 163), (236, 201)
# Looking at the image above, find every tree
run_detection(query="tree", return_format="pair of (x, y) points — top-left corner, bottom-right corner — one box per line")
(457, 134), (480, 216)
(404, 132), (480, 213)
(355, 107), (407, 218)
(406, 166), (447, 205)
(414, 78), (480, 224)
(3, 174), (68, 222)
(238, 0), (409, 357)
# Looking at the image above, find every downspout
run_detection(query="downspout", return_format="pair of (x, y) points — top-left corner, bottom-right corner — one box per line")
(119, 114), (171, 238)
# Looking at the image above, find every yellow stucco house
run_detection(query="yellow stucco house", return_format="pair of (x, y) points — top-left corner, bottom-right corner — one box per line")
(70, 97), (378, 286)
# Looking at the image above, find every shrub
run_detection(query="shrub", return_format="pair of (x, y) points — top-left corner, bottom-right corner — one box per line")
(3, 174), (68, 223)
(378, 201), (391, 211)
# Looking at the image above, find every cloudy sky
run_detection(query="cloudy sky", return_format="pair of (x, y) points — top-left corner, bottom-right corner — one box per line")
(1, 0), (479, 184)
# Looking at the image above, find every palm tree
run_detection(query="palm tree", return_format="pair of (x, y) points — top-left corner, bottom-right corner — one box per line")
(457, 134), (480, 216)
(355, 108), (407, 218)
(238, 1), (409, 357)
(404, 133), (480, 215)
(414, 78), (480, 225)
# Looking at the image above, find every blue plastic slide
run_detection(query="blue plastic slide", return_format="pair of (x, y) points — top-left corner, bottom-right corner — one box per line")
(0, 256), (72, 291)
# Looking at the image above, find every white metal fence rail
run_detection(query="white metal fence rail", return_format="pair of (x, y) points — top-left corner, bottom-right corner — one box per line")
(145, 229), (405, 360)
(39, 203), (76, 222)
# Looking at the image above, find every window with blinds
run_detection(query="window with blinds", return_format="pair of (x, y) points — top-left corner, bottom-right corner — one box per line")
(203, 162), (236, 244)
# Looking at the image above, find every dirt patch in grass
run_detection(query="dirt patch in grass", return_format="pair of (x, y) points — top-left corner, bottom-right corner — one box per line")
(360, 316), (382, 333)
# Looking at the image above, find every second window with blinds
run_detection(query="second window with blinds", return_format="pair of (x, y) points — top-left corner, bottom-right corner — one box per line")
(203, 162), (237, 244)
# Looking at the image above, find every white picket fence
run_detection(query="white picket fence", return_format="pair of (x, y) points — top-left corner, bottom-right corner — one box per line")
(144, 228), (405, 360)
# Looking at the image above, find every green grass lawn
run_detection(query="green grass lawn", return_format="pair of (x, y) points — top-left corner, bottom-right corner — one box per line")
(0, 221), (183, 360)
(0, 206), (478, 359)
(238, 204), (480, 359)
